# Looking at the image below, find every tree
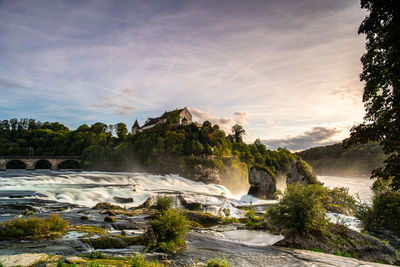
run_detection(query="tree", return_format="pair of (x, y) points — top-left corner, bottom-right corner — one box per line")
(114, 122), (128, 142)
(343, 0), (400, 190)
(231, 124), (246, 143)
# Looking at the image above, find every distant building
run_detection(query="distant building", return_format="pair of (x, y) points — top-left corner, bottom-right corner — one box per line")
(131, 120), (140, 134)
(132, 107), (193, 133)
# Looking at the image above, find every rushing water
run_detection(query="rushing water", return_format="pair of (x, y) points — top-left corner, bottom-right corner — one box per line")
(0, 170), (373, 209)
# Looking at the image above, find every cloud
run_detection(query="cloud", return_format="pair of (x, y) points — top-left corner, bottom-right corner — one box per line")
(262, 127), (341, 151)
(234, 111), (250, 125)
(95, 88), (138, 117)
(0, 78), (30, 90)
(190, 108), (250, 133)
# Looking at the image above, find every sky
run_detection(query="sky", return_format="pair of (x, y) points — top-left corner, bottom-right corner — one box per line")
(0, 0), (367, 150)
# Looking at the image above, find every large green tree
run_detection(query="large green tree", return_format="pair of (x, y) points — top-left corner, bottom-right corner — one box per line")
(344, 0), (400, 190)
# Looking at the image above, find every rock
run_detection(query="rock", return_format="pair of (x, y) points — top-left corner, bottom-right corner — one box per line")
(193, 165), (221, 184)
(0, 253), (48, 267)
(80, 215), (89, 220)
(247, 165), (276, 199)
(92, 202), (122, 210)
(113, 196), (134, 203)
(137, 197), (152, 208)
(1, 203), (38, 212)
(144, 227), (157, 245)
(184, 210), (222, 227)
(104, 216), (116, 222)
(287, 158), (319, 186)
(65, 256), (87, 264)
(178, 196), (203, 211)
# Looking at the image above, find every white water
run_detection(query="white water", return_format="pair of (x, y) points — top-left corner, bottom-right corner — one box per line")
(0, 171), (373, 220)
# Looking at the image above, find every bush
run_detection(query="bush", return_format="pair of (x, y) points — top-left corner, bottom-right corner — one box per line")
(131, 253), (164, 267)
(150, 208), (189, 252)
(357, 189), (400, 237)
(206, 257), (230, 267)
(153, 195), (174, 213)
(326, 187), (356, 215)
(0, 213), (69, 240)
(265, 183), (328, 236)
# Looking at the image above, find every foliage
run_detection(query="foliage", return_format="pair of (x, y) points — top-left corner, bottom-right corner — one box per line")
(131, 253), (164, 267)
(150, 208), (189, 253)
(153, 195), (174, 213)
(0, 117), (297, 188)
(265, 183), (329, 236)
(300, 142), (385, 176)
(326, 187), (356, 215)
(206, 257), (230, 267)
(342, 0), (400, 190)
(0, 213), (69, 240)
(356, 187), (400, 237)
(245, 205), (262, 227)
(87, 251), (108, 260)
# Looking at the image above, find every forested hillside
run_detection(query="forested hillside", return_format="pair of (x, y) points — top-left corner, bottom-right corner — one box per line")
(300, 142), (385, 176)
(0, 116), (297, 192)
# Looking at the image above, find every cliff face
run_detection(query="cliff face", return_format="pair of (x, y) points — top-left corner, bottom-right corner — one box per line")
(192, 165), (221, 184)
(247, 165), (276, 199)
(287, 159), (319, 186)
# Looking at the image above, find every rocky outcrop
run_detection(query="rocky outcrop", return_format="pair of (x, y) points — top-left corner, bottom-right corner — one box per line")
(0, 253), (49, 267)
(247, 165), (276, 199)
(287, 158), (319, 186)
(192, 165), (221, 184)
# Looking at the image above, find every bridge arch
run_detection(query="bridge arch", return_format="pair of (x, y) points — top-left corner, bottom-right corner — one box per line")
(57, 159), (81, 169)
(34, 159), (52, 169)
(6, 159), (26, 169)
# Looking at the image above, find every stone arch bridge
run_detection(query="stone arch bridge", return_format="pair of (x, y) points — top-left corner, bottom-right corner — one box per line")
(0, 156), (82, 171)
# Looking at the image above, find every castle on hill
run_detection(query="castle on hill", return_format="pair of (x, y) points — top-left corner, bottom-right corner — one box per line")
(132, 107), (193, 134)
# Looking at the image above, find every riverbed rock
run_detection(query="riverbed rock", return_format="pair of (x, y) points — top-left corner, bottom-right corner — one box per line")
(287, 158), (319, 186)
(104, 216), (116, 222)
(113, 196), (134, 203)
(247, 165), (276, 199)
(137, 197), (152, 208)
(65, 256), (87, 264)
(0, 253), (48, 267)
(192, 165), (221, 184)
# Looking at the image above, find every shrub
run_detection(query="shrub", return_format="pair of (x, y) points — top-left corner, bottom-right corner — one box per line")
(0, 213), (69, 240)
(356, 189), (400, 237)
(150, 208), (189, 252)
(206, 257), (230, 267)
(131, 253), (164, 267)
(87, 251), (108, 259)
(153, 195), (173, 213)
(265, 183), (328, 236)
(326, 187), (356, 215)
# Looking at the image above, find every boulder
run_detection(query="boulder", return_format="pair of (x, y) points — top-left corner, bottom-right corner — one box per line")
(104, 216), (116, 222)
(113, 196), (133, 203)
(287, 158), (319, 186)
(0, 253), (48, 267)
(247, 165), (276, 199)
(192, 165), (221, 184)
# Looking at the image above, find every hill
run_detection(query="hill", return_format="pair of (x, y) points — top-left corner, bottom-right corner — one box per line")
(300, 142), (385, 176)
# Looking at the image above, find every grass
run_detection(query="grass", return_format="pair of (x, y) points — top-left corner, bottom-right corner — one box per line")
(0, 213), (69, 240)
(206, 257), (230, 267)
(131, 253), (164, 267)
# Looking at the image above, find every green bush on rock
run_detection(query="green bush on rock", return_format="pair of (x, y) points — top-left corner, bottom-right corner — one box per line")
(150, 208), (189, 253)
(153, 195), (173, 213)
(265, 183), (328, 236)
(0, 213), (69, 240)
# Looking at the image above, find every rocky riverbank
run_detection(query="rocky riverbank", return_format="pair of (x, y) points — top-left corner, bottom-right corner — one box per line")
(0, 195), (398, 267)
